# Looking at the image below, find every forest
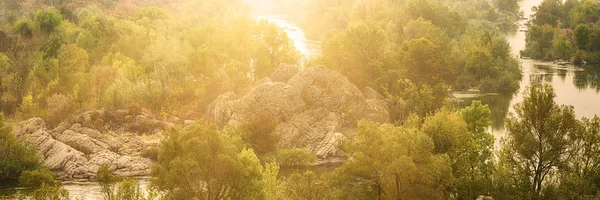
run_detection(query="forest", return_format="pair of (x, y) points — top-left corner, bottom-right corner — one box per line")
(0, 0), (599, 199)
(523, 0), (600, 64)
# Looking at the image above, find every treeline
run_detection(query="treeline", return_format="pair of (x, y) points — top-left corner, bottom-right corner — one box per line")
(523, 0), (600, 64)
(4, 84), (600, 200)
(0, 0), (300, 125)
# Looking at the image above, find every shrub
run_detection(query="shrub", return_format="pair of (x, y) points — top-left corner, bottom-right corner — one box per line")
(96, 164), (121, 200)
(240, 112), (279, 155)
(30, 184), (70, 200)
(275, 148), (317, 167)
(18, 169), (57, 189)
(0, 114), (39, 180)
(141, 147), (159, 162)
(14, 18), (35, 38)
(116, 178), (142, 200)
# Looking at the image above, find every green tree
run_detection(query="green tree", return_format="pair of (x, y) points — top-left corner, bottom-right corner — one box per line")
(34, 8), (63, 33)
(494, 0), (520, 14)
(252, 20), (300, 79)
(525, 24), (555, 60)
(0, 114), (39, 180)
(400, 37), (453, 86)
(458, 101), (495, 199)
(328, 120), (452, 199)
(386, 79), (446, 122)
(502, 84), (579, 198)
(574, 24), (591, 51)
(551, 34), (574, 60)
(14, 18), (35, 38)
(531, 0), (564, 27)
(421, 108), (469, 155)
(151, 122), (265, 200)
(321, 22), (389, 88)
(262, 163), (285, 200)
(556, 116), (600, 199)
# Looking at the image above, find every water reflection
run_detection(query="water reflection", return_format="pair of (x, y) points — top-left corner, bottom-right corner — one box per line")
(574, 66), (600, 92)
(457, 93), (514, 130)
(459, 62), (600, 143)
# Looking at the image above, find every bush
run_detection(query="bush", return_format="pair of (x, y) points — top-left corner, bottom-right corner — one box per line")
(116, 178), (142, 200)
(30, 184), (70, 200)
(96, 164), (121, 200)
(141, 147), (159, 161)
(14, 18), (35, 38)
(19, 169), (57, 189)
(275, 148), (317, 167)
(240, 112), (279, 155)
(0, 114), (39, 180)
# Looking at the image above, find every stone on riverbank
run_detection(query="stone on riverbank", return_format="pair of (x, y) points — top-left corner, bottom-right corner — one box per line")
(12, 111), (163, 179)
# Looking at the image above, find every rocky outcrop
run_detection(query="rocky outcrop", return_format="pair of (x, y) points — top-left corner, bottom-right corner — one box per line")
(13, 112), (157, 180)
(206, 65), (390, 161)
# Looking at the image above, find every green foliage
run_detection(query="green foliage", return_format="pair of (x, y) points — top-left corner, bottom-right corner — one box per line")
(253, 20), (301, 79)
(274, 148), (317, 167)
(422, 108), (469, 155)
(14, 18), (35, 38)
(30, 184), (70, 200)
(321, 22), (389, 88)
(525, 0), (600, 64)
(19, 169), (58, 189)
(524, 24), (556, 60)
(34, 8), (63, 33)
(240, 112), (280, 155)
(262, 163), (285, 200)
(283, 171), (328, 200)
(386, 79), (446, 122)
(574, 24), (591, 50)
(328, 120), (452, 199)
(457, 101), (495, 199)
(406, 0), (466, 38)
(493, 0), (520, 14)
(115, 178), (143, 200)
(400, 37), (453, 86)
(141, 146), (159, 162)
(502, 84), (580, 198)
(532, 0), (564, 27)
(151, 122), (266, 200)
(96, 164), (120, 200)
(0, 114), (39, 180)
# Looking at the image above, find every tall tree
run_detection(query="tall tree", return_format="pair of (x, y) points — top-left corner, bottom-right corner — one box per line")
(502, 84), (579, 198)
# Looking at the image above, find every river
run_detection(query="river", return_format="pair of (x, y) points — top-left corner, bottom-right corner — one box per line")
(459, 0), (600, 148)
(3, 1), (600, 198)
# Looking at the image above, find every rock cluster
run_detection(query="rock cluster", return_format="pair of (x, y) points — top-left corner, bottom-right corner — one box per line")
(206, 65), (389, 161)
(13, 110), (165, 179)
